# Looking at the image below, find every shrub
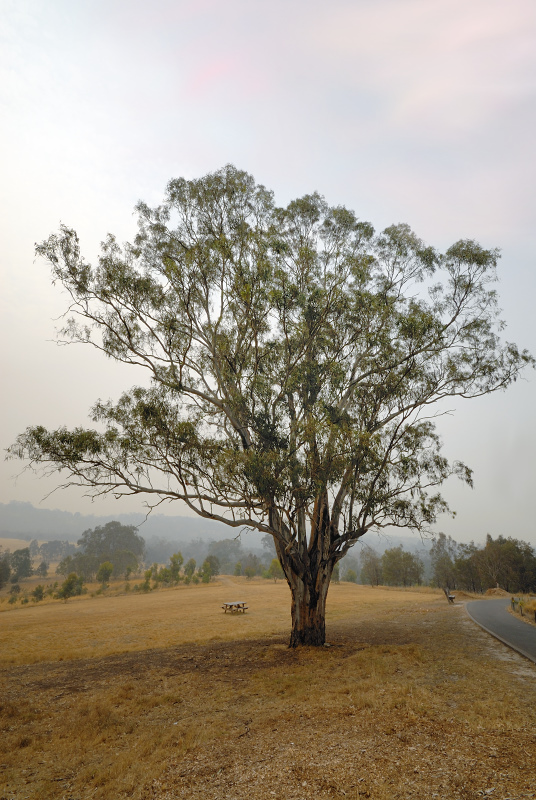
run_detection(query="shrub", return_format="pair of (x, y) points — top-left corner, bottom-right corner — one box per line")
(96, 561), (114, 586)
(57, 573), (85, 600)
(268, 559), (284, 582)
(32, 585), (45, 602)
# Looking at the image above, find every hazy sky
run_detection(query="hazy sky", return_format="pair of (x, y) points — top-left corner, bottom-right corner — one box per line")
(1, 0), (535, 546)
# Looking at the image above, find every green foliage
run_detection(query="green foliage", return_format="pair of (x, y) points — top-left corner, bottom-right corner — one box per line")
(10, 548), (32, 580)
(208, 539), (242, 574)
(360, 547), (382, 586)
(55, 521), (144, 580)
(35, 560), (49, 577)
(243, 553), (263, 577)
(31, 584), (45, 602)
(427, 533), (536, 594)
(381, 545), (424, 587)
(39, 540), (77, 561)
(184, 558), (196, 579)
(199, 559), (213, 583)
(140, 569), (153, 592)
(204, 554), (220, 577)
(96, 561), (114, 585)
(57, 572), (85, 600)
(471, 535), (536, 593)
(11, 164), (534, 645)
(56, 555), (74, 576)
(269, 558), (284, 582)
(0, 552), (11, 589)
(169, 551), (184, 582)
(345, 569), (358, 583)
(430, 533), (457, 592)
(234, 561), (242, 577)
(340, 554), (359, 582)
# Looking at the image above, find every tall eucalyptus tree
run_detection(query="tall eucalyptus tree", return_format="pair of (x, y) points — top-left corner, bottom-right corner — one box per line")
(10, 165), (533, 645)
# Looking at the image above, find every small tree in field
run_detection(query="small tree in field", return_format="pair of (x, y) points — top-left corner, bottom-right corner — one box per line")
(199, 559), (214, 583)
(32, 585), (45, 602)
(269, 558), (285, 582)
(11, 548), (32, 581)
(0, 552), (11, 589)
(184, 558), (196, 580)
(360, 547), (382, 587)
(204, 555), (221, 577)
(35, 560), (49, 578)
(57, 573), (84, 600)
(96, 561), (114, 586)
(345, 568), (358, 584)
(9, 165), (533, 646)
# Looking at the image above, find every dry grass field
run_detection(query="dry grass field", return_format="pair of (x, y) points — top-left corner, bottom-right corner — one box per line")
(1, 578), (536, 800)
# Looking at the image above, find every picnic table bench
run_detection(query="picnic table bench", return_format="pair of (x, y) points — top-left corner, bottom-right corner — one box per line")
(443, 588), (456, 604)
(222, 601), (249, 613)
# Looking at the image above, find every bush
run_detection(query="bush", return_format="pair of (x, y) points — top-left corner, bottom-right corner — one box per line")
(204, 555), (220, 577)
(268, 559), (284, 582)
(57, 573), (85, 600)
(96, 561), (114, 586)
(31, 585), (45, 602)
(184, 558), (197, 579)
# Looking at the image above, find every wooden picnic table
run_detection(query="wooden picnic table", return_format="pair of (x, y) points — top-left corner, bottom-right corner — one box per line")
(222, 601), (249, 613)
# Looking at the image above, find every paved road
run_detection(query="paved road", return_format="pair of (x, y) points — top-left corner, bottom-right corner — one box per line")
(466, 598), (536, 664)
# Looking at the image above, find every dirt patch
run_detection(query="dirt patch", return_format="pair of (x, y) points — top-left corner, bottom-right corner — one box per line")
(1, 600), (535, 800)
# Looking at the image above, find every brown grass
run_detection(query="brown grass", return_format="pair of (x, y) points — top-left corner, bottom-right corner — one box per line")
(1, 579), (535, 800)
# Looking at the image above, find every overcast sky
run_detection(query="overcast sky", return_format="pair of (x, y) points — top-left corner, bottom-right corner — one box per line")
(1, 0), (535, 546)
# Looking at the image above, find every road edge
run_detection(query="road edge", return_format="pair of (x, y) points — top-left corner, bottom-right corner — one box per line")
(464, 600), (536, 665)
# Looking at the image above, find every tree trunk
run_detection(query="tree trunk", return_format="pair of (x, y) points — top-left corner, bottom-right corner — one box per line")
(269, 501), (335, 648)
(287, 564), (332, 647)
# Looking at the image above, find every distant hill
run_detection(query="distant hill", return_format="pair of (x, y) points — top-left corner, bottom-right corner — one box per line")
(0, 501), (432, 556)
(0, 500), (236, 544)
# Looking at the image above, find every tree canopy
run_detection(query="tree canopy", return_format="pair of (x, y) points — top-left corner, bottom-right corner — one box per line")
(57, 521), (145, 580)
(10, 165), (533, 645)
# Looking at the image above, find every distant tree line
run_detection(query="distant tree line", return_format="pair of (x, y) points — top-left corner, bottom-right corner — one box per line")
(429, 533), (536, 594)
(4, 526), (535, 602)
(357, 545), (424, 587)
(351, 533), (536, 593)
(0, 545), (48, 588)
